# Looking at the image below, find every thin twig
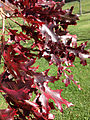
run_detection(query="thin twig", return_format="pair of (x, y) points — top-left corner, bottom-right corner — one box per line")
(0, 0), (15, 12)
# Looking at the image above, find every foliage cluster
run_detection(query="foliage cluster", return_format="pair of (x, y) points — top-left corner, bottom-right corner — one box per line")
(0, 0), (90, 119)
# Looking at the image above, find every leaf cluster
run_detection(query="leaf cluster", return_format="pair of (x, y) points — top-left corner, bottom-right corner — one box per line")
(0, 0), (89, 119)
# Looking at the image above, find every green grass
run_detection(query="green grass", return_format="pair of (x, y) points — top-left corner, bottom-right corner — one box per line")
(52, 1), (90, 119)
(0, 1), (90, 119)
(63, 0), (90, 14)
(68, 13), (90, 49)
(50, 58), (90, 120)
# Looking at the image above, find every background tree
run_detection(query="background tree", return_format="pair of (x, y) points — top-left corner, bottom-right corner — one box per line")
(79, 0), (82, 15)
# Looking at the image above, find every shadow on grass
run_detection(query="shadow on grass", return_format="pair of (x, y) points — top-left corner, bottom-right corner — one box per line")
(83, 11), (90, 14)
(77, 39), (90, 41)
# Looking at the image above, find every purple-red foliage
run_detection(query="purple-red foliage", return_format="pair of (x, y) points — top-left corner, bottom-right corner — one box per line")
(0, 0), (90, 119)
